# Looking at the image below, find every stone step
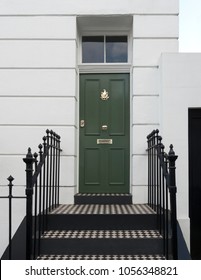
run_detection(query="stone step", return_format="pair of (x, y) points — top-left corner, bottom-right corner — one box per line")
(40, 229), (163, 255)
(47, 204), (158, 230)
(50, 204), (155, 215)
(74, 193), (132, 204)
(42, 229), (162, 239)
(38, 254), (165, 260)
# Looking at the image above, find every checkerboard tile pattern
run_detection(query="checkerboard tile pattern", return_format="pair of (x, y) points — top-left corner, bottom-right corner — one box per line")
(75, 193), (131, 197)
(50, 204), (155, 215)
(38, 254), (165, 260)
(42, 230), (162, 239)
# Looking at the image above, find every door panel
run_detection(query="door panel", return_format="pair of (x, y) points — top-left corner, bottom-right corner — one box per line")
(109, 148), (125, 185)
(85, 80), (101, 135)
(84, 148), (101, 185)
(109, 79), (125, 135)
(79, 73), (130, 193)
(189, 108), (201, 259)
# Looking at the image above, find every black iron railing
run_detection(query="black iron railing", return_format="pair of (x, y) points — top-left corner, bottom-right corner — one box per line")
(147, 129), (178, 260)
(0, 176), (25, 260)
(0, 129), (61, 260)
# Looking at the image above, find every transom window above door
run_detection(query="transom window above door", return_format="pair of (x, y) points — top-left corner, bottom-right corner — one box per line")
(82, 36), (128, 63)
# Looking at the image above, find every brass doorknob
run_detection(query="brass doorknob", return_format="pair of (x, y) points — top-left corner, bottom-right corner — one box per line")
(80, 120), (85, 128)
(101, 125), (108, 131)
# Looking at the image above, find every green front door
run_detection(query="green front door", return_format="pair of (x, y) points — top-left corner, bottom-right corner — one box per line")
(79, 73), (130, 193)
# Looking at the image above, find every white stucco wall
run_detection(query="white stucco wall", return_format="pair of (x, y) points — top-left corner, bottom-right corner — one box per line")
(0, 12), (78, 257)
(0, 0), (179, 15)
(0, 0), (179, 257)
(159, 53), (201, 248)
(132, 12), (178, 202)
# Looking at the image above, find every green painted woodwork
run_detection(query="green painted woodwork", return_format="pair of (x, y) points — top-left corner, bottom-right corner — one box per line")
(79, 74), (130, 193)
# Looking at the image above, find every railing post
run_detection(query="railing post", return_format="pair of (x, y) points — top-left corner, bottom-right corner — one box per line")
(38, 143), (43, 256)
(7, 175), (14, 260)
(46, 130), (50, 211)
(33, 152), (38, 259)
(23, 148), (34, 260)
(168, 144), (178, 260)
(42, 136), (47, 231)
(49, 130), (53, 210)
(147, 134), (150, 206)
(57, 135), (61, 206)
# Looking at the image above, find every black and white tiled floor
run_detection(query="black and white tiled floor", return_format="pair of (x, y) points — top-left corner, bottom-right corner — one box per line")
(50, 204), (155, 215)
(75, 193), (131, 197)
(42, 230), (162, 239)
(38, 204), (164, 260)
(38, 254), (165, 260)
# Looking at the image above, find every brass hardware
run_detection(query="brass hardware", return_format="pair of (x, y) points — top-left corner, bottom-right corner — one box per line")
(100, 89), (109, 100)
(101, 125), (108, 131)
(97, 139), (113, 145)
(80, 120), (85, 128)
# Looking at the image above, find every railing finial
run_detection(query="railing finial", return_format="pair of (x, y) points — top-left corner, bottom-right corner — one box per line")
(7, 175), (14, 185)
(168, 144), (178, 163)
(26, 147), (32, 158)
(146, 129), (178, 259)
(7, 175), (14, 260)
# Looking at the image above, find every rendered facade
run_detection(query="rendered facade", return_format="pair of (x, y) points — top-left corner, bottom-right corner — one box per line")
(0, 0), (201, 259)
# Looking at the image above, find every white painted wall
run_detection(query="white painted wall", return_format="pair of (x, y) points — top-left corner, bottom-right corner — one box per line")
(0, 13), (77, 257)
(0, 16), (76, 38)
(132, 12), (178, 202)
(0, 0), (179, 15)
(0, 0), (180, 257)
(133, 15), (179, 38)
(159, 53), (201, 248)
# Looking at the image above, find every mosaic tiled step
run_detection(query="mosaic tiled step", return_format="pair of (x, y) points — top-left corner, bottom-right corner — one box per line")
(50, 204), (155, 215)
(47, 204), (158, 230)
(40, 229), (163, 255)
(42, 229), (162, 239)
(38, 254), (165, 260)
(74, 193), (132, 204)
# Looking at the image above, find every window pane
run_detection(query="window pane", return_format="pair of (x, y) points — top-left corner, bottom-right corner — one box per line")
(82, 36), (104, 63)
(106, 36), (128, 63)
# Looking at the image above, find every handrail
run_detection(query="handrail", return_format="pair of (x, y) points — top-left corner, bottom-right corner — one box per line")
(23, 129), (62, 260)
(0, 176), (26, 260)
(147, 129), (178, 259)
(0, 129), (62, 260)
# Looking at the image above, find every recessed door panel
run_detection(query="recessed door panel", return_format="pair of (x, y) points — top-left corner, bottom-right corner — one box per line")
(84, 148), (100, 185)
(109, 148), (125, 185)
(85, 80), (101, 135)
(109, 79), (125, 136)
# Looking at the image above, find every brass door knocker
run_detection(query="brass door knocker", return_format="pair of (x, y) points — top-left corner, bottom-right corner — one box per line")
(100, 89), (109, 100)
